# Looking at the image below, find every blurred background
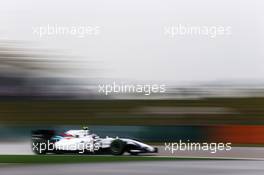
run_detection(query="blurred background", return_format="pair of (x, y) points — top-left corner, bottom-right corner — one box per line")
(0, 42), (264, 146)
(0, 0), (264, 150)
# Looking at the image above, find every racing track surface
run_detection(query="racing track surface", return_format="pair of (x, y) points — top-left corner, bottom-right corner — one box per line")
(1, 160), (264, 175)
(1, 141), (264, 159)
(1, 141), (264, 175)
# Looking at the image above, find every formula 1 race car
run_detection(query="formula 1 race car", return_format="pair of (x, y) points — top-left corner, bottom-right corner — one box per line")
(31, 127), (158, 155)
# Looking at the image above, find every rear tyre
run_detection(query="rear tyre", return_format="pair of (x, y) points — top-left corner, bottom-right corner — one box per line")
(32, 139), (48, 154)
(31, 130), (55, 155)
(110, 139), (126, 155)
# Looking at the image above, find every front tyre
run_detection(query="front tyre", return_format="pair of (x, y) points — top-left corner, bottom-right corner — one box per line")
(110, 139), (126, 155)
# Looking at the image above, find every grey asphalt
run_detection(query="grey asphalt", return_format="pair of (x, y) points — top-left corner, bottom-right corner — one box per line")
(0, 160), (264, 175)
(1, 141), (264, 175)
(1, 141), (264, 159)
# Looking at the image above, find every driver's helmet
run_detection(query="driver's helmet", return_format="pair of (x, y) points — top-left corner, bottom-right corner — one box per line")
(82, 126), (90, 135)
(83, 126), (89, 130)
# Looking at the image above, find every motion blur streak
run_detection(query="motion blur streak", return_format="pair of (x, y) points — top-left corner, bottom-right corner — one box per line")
(1, 161), (264, 175)
(0, 42), (264, 146)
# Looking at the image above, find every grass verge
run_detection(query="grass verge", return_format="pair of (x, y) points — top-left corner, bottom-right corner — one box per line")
(0, 155), (227, 164)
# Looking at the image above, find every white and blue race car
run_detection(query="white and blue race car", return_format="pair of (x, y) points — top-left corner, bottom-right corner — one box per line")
(32, 127), (158, 155)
